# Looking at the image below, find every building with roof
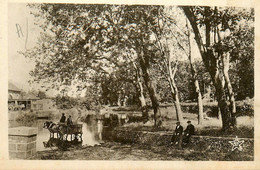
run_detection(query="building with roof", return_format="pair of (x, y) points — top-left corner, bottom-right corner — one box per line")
(8, 82), (22, 101)
(8, 82), (40, 111)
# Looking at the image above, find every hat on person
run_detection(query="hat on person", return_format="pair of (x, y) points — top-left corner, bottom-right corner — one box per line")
(187, 120), (191, 123)
(176, 121), (180, 124)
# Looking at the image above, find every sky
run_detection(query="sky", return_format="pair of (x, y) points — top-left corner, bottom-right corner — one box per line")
(8, 3), (83, 97)
(8, 3), (41, 92)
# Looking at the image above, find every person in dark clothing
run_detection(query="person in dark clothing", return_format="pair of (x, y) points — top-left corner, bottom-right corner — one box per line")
(60, 113), (66, 123)
(183, 120), (195, 146)
(171, 121), (183, 149)
(67, 115), (73, 126)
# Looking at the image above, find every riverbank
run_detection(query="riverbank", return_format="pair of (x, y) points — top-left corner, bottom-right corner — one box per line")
(33, 142), (181, 160)
(9, 105), (254, 161)
(32, 140), (253, 161)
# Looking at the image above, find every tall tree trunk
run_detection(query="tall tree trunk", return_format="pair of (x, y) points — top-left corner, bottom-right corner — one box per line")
(117, 95), (121, 106)
(166, 59), (183, 122)
(133, 62), (147, 108)
(222, 52), (237, 126)
(139, 56), (161, 127)
(138, 82), (146, 107)
(212, 61), (233, 130)
(187, 23), (204, 124)
(182, 7), (234, 130)
(195, 79), (204, 124)
(136, 67), (149, 123)
(129, 56), (148, 122)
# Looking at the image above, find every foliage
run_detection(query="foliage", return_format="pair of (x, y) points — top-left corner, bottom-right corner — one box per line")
(191, 7), (254, 101)
(23, 3), (254, 128)
(98, 67), (139, 106)
(181, 6), (254, 129)
(155, 60), (212, 103)
(38, 91), (47, 99)
(55, 95), (78, 109)
(180, 99), (253, 117)
(16, 111), (38, 126)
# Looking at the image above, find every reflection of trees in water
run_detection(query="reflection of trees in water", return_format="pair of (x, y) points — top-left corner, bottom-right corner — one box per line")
(103, 114), (120, 127)
(85, 115), (103, 141)
(84, 114), (129, 141)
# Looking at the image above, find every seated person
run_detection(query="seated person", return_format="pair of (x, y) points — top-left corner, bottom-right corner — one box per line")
(59, 113), (66, 123)
(171, 121), (183, 149)
(183, 120), (195, 146)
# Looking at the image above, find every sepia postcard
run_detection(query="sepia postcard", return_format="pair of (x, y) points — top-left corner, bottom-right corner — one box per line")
(0, 0), (259, 169)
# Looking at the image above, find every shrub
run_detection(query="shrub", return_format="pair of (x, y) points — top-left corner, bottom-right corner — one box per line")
(180, 99), (253, 117)
(16, 111), (37, 126)
(112, 105), (142, 112)
(37, 110), (56, 120)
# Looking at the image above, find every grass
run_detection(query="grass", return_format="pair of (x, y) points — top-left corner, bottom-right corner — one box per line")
(33, 141), (253, 161)
(121, 114), (254, 138)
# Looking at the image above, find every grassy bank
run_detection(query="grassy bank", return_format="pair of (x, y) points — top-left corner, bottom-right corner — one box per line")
(32, 141), (253, 161)
(121, 115), (254, 138)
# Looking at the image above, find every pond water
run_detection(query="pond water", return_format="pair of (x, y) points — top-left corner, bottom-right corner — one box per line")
(9, 119), (104, 152)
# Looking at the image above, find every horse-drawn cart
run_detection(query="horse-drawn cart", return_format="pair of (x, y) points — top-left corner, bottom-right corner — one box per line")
(65, 124), (83, 141)
(43, 121), (83, 142)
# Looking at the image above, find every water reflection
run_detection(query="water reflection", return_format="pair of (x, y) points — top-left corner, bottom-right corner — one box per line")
(83, 115), (103, 145)
(82, 123), (100, 146)
(43, 137), (82, 151)
(41, 120), (103, 149)
(9, 113), (126, 152)
(10, 118), (105, 151)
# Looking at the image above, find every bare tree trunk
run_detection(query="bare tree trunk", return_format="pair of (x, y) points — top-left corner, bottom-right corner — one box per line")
(194, 78), (204, 124)
(187, 23), (204, 124)
(117, 93), (121, 106)
(173, 90), (183, 122)
(133, 62), (147, 108)
(218, 107), (222, 120)
(137, 69), (149, 123)
(165, 59), (183, 122)
(130, 57), (148, 122)
(154, 18), (183, 123)
(123, 96), (127, 106)
(211, 58), (233, 130)
(138, 84), (146, 107)
(139, 56), (161, 127)
(222, 53), (236, 126)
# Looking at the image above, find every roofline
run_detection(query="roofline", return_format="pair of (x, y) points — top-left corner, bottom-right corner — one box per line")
(8, 89), (21, 92)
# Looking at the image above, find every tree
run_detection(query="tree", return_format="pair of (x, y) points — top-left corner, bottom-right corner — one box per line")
(152, 7), (204, 123)
(55, 94), (78, 109)
(38, 91), (47, 99)
(187, 23), (204, 124)
(150, 7), (185, 122)
(25, 4), (166, 126)
(181, 6), (254, 130)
